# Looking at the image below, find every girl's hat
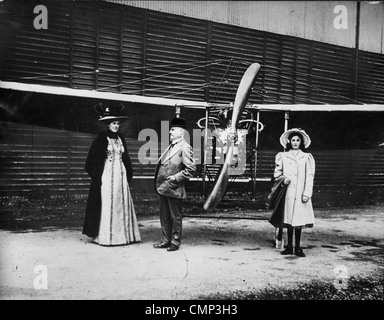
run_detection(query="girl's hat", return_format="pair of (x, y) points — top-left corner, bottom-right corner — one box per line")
(94, 103), (128, 122)
(279, 128), (311, 149)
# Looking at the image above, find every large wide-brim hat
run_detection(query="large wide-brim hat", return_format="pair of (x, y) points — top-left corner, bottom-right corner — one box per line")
(170, 117), (187, 129)
(279, 128), (311, 149)
(94, 103), (128, 122)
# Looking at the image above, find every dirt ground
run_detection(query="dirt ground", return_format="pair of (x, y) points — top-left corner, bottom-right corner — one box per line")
(0, 205), (383, 300)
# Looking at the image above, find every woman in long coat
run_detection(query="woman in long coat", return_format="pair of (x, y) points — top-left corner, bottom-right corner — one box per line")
(82, 104), (141, 246)
(274, 128), (315, 257)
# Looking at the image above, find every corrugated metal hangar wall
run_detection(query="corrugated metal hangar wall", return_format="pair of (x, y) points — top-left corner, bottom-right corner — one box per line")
(0, 0), (384, 201)
(108, 1), (384, 54)
(1, 0), (384, 104)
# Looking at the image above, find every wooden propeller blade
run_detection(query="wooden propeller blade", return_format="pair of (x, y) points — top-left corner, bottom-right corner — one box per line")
(230, 63), (261, 131)
(203, 144), (233, 211)
(203, 63), (260, 211)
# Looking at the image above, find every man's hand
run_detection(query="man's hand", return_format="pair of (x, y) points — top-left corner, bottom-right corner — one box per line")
(283, 178), (291, 185)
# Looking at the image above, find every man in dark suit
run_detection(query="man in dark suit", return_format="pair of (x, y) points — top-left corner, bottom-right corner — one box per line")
(153, 117), (196, 252)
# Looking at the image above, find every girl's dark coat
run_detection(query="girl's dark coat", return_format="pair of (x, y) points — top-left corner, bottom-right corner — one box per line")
(82, 131), (133, 238)
(268, 175), (288, 229)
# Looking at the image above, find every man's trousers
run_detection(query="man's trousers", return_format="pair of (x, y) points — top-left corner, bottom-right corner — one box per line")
(159, 195), (182, 247)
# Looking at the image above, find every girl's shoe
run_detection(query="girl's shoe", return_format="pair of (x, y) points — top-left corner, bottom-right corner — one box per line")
(281, 246), (293, 255)
(295, 248), (306, 257)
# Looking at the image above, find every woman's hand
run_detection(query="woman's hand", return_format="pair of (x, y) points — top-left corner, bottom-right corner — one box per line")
(283, 178), (291, 185)
(302, 195), (309, 203)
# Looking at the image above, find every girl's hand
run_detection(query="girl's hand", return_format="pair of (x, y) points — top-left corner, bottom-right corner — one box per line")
(167, 176), (176, 182)
(302, 195), (309, 203)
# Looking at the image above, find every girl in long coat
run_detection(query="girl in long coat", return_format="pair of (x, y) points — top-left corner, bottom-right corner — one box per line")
(274, 128), (315, 257)
(82, 104), (141, 246)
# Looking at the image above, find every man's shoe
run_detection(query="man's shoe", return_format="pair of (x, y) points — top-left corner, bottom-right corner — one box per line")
(167, 244), (179, 252)
(153, 242), (171, 249)
(295, 248), (306, 257)
(281, 246), (293, 255)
